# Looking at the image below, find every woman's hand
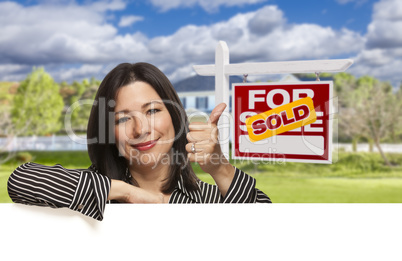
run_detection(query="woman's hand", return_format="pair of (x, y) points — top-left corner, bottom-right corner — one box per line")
(186, 103), (235, 197)
(108, 180), (165, 203)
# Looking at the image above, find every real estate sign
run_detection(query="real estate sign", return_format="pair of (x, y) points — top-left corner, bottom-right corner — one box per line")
(232, 81), (333, 163)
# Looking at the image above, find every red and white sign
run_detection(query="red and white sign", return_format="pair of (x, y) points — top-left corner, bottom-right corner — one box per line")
(232, 81), (333, 163)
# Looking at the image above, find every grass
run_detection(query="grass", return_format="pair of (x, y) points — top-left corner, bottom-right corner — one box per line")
(196, 173), (402, 203)
(246, 176), (402, 203)
(1, 151), (402, 203)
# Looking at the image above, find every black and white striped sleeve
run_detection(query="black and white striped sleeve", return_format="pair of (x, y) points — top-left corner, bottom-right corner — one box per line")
(7, 162), (111, 221)
(222, 168), (272, 203)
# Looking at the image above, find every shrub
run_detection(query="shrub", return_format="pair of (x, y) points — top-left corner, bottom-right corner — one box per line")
(16, 152), (33, 162)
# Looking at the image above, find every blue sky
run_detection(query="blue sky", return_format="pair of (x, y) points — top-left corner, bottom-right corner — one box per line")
(1, 0), (401, 87)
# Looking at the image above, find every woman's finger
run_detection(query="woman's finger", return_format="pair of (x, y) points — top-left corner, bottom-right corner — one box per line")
(208, 103), (227, 124)
(187, 151), (224, 166)
(188, 122), (213, 131)
(186, 143), (203, 154)
(186, 131), (216, 143)
(187, 152), (209, 164)
(185, 141), (214, 153)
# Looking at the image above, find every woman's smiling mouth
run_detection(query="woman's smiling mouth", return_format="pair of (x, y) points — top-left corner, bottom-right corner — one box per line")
(131, 138), (160, 151)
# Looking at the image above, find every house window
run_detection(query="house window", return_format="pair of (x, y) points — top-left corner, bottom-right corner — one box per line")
(196, 97), (208, 110)
(180, 97), (186, 108)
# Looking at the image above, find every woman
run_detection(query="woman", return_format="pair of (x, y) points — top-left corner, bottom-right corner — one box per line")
(7, 62), (271, 221)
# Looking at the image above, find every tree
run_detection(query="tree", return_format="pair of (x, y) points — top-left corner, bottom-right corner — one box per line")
(390, 83), (402, 142)
(333, 72), (358, 107)
(0, 82), (25, 163)
(0, 106), (16, 163)
(11, 67), (64, 136)
(333, 72), (359, 146)
(341, 76), (398, 166)
(68, 78), (99, 133)
(59, 80), (77, 105)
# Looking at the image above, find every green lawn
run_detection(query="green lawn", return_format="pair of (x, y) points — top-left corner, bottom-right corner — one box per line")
(196, 174), (402, 203)
(247, 175), (402, 203)
(1, 151), (402, 203)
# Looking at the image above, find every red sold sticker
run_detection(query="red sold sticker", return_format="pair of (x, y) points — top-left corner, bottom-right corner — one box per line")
(232, 82), (333, 164)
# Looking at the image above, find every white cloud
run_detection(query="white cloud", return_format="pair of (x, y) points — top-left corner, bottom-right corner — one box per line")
(0, 0), (140, 65)
(166, 66), (197, 83)
(0, 1), (365, 83)
(349, 48), (402, 86)
(335, 0), (368, 5)
(344, 0), (402, 87)
(350, 47), (402, 84)
(148, 0), (267, 13)
(1, 0), (401, 88)
(118, 15), (144, 27)
(146, 7), (363, 63)
(0, 64), (31, 82)
(88, 0), (126, 12)
(353, 49), (393, 67)
(142, 6), (364, 82)
(57, 64), (105, 81)
(336, 0), (354, 4)
(372, 0), (402, 21)
(366, 0), (402, 48)
(367, 20), (402, 48)
(248, 5), (286, 35)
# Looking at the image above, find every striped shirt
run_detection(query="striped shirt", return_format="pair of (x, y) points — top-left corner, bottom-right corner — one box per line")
(7, 162), (271, 221)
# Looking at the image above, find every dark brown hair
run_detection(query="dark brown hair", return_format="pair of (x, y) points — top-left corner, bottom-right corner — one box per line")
(87, 62), (199, 193)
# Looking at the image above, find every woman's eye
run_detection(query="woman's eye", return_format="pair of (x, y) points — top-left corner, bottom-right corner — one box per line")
(147, 108), (160, 115)
(116, 117), (130, 124)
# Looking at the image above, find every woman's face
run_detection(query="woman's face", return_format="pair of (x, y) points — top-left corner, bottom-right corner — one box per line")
(114, 81), (175, 168)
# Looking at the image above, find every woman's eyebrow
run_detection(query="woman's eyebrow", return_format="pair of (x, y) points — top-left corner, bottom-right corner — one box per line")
(114, 101), (163, 115)
(141, 100), (163, 109)
(114, 110), (129, 115)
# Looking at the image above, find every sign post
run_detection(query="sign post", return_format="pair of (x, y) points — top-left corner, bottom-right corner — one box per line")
(193, 41), (353, 162)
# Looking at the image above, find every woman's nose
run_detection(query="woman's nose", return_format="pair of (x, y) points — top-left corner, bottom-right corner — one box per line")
(132, 113), (150, 139)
